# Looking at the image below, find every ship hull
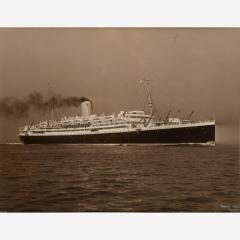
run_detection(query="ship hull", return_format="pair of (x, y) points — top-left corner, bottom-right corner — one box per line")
(20, 124), (215, 145)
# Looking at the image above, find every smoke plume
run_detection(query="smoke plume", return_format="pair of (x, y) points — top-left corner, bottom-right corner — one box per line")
(0, 92), (90, 118)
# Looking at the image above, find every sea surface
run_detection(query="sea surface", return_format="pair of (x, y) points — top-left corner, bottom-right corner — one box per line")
(0, 144), (239, 212)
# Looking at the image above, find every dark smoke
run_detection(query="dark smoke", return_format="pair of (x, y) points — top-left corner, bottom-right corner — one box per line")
(0, 92), (90, 118)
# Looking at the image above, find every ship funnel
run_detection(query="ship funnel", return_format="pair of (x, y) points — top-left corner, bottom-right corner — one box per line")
(80, 100), (93, 117)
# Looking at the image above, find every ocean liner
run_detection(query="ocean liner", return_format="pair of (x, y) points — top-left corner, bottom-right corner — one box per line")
(19, 79), (215, 145)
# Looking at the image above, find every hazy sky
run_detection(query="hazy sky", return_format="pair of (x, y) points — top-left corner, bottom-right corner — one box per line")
(0, 28), (239, 143)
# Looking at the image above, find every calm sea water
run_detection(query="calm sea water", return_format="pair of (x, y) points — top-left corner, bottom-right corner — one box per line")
(0, 144), (239, 212)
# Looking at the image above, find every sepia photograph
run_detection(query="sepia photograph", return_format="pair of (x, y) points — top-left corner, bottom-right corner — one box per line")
(0, 28), (239, 213)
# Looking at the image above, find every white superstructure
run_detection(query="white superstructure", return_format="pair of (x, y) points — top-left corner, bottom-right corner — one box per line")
(19, 105), (214, 137)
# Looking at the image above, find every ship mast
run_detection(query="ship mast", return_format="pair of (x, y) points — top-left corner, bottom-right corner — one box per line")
(51, 100), (55, 121)
(47, 82), (55, 121)
(143, 68), (153, 115)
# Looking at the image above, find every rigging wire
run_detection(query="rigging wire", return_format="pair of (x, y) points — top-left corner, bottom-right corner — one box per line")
(146, 68), (214, 120)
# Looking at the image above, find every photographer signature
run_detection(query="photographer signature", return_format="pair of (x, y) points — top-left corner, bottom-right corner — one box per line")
(220, 204), (240, 211)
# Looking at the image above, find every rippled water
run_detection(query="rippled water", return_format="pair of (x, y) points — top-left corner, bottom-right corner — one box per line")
(0, 144), (239, 212)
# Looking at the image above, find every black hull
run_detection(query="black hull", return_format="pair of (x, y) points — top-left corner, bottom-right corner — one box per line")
(20, 125), (215, 145)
